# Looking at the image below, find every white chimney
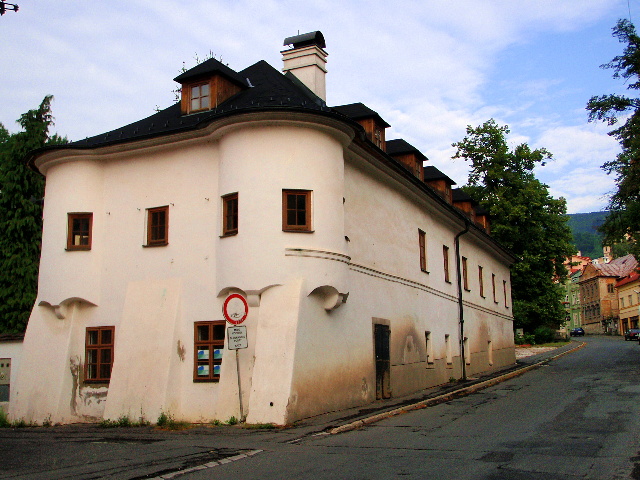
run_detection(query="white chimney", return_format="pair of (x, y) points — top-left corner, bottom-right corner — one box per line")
(282, 31), (328, 101)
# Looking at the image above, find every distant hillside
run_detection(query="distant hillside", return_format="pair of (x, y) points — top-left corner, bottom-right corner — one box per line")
(566, 211), (607, 259)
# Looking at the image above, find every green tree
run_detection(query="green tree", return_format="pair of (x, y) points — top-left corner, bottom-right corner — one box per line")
(0, 96), (66, 333)
(452, 119), (575, 331)
(587, 19), (640, 257)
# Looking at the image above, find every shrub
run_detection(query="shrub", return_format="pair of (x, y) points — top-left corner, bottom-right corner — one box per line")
(157, 411), (170, 427)
(0, 408), (9, 428)
(514, 333), (536, 345)
(533, 326), (556, 345)
(156, 411), (190, 430)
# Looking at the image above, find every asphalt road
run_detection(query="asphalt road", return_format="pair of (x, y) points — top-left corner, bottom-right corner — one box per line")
(1, 336), (639, 480)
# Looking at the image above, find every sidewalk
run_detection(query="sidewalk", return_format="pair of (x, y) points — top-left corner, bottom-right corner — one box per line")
(285, 340), (585, 437)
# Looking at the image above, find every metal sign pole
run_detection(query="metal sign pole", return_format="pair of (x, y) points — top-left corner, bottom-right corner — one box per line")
(235, 349), (243, 420)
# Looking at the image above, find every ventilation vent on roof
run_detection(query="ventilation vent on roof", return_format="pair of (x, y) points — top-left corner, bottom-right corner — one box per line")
(283, 31), (326, 49)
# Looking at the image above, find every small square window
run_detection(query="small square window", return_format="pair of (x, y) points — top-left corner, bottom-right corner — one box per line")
(85, 326), (114, 383)
(190, 83), (210, 112)
(282, 190), (312, 232)
(194, 321), (226, 382)
(67, 213), (92, 250)
(222, 193), (238, 236)
(146, 206), (168, 246)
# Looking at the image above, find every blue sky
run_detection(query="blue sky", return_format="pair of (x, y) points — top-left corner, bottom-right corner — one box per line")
(1, 0), (637, 213)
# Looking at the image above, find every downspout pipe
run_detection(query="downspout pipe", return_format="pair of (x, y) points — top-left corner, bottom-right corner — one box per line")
(454, 218), (471, 381)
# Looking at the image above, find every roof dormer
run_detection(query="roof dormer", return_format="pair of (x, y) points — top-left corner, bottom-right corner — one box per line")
(423, 166), (456, 203)
(474, 205), (491, 234)
(452, 188), (477, 222)
(174, 58), (249, 115)
(386, 139), (427, 180)
(332, 103), (390, 150)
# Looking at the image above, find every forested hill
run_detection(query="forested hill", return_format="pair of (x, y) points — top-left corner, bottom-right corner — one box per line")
(566, 211), (607, 259)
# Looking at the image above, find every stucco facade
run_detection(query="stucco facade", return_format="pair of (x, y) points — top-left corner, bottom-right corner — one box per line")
(617, 273), (640, 333)
(11, 33), (516, 426)
(579, 255), (638, 334)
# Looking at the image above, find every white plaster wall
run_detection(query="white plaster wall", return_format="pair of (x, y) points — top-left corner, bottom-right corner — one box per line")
(38, 160), (104, 306)
(216, 123), (348, 293)
(13, 114), (514, 426)
(271, 154), (514, 424)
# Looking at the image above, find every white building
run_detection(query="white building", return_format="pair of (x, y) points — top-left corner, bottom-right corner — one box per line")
(11, 32), (516, 426)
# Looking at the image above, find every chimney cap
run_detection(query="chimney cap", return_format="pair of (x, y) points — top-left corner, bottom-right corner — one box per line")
(284, 31), (326, 49)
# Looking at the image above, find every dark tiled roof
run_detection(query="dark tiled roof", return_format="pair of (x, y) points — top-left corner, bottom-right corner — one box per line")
(70, 60), (334, 149)
(332, 103), (390, 127)
(173, 57), (249, 87)
(386, 139), (427, 160)
(452, 188), (478, 205)
(423, 166), (456, 184)
(475, 204), (490, 216)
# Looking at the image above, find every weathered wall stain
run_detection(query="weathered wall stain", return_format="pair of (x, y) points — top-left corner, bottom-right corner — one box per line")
(177, 340), (186, 362)
(69, 356), (80, 416)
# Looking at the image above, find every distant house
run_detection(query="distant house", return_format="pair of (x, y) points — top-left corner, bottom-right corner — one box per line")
(616, 272), (640, 333)
(579, 255), (638, 334)
(561, 254), (590, 331)
(11, 32), (516, 426)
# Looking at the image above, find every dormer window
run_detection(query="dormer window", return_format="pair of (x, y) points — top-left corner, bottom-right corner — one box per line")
(374, 128), (383, 149)
(174, 58), (249, 115)
(191, 83), (210, 112)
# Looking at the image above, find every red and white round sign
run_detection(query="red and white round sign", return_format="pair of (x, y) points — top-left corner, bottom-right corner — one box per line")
(223, 293), (249, 325)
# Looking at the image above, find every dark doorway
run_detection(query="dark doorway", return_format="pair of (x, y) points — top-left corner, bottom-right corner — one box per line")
(374, 324), (391, 399)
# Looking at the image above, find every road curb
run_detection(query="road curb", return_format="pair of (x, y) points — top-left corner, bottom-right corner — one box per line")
(329, 341), (586, 435)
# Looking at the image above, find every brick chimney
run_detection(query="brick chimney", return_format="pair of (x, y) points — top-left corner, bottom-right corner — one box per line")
(282, 31), (328, 101)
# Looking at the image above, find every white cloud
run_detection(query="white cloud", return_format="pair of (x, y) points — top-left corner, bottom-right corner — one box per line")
(0, 0), (628, 212)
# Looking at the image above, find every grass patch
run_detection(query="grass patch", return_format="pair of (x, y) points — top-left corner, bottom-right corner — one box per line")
(156, 412), (191, 431)
(0, 408), (10, 428)
(100, 415), (150, 428)
(227, 416), (238, 426)
(529, 341), (570, 348)
(242, 423), (276, 430)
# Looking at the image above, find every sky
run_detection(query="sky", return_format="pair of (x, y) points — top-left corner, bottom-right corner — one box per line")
(1, 0), (638, 214)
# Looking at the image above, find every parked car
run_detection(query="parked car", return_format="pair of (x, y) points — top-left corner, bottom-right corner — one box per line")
(570, 327), (585, 337)
(624, 328), (640, 340)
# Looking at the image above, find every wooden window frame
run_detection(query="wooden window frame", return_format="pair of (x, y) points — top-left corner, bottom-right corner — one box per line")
(84, 326), (114, 384)
(443, 245), (451, 283)
(478, 265), (485, 298)
(503, 280), (508, 308)
(222, 193), (238, 237)
(492, 273), (497, 303)
(67, 213), (93, 251)
(462, 256), (469, 291)
(194, 321), (226, 382)
(282, 189), (312, 232)
(190, 82), (210, 112)
(419, 229), (428, 272)
(146, 206), (169, 247)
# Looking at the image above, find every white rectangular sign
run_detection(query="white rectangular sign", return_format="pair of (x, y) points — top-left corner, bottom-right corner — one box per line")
(227, 325), (248, 350)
